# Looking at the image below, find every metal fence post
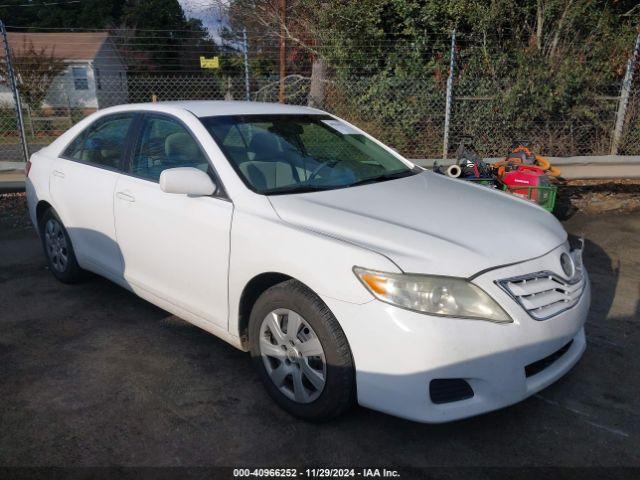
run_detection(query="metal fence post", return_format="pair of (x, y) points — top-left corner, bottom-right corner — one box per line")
(442, 30), (456, 159)
(242, 28), (250, 101)
(0, 19), (29, 162)
(611, 32), (640, 155)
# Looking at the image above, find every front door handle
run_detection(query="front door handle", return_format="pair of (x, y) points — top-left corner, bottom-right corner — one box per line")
(52, 170), (65, 179)
(116, 191), (135, 202)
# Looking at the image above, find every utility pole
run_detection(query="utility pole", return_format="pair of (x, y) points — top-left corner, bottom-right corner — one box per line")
(278, 0), (286, 103)
(442, 30), (456, 159)
(0, 20), (29, 163)
(611, 32), (640, 155)
(242, 27), (250, 101)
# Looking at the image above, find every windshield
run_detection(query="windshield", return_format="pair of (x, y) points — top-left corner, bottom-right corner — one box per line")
(200, 114), (417, 194)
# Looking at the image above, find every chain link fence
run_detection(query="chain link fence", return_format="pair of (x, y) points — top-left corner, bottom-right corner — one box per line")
(448, 79), (621, 158)
(619, 72), (640, 156)
(0, 103), (22, 162)
(0, 29), (638, 163)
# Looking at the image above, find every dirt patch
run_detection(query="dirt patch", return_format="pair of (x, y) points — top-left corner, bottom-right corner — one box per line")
(555, 179), (640, 218)
(0, 192), (31, 231)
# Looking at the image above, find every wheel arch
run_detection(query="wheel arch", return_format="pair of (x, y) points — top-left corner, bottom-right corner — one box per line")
(35, 200), (53, 231)
(238, 271), (309, 349)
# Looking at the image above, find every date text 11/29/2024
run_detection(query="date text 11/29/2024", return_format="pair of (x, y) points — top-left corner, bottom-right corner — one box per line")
(233, 468), (401, 478)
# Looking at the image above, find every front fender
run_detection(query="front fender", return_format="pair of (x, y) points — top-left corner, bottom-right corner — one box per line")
(227, 208), (399, 337)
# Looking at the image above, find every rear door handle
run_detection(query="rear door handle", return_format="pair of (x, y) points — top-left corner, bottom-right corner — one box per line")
(116, 191), (135, 202)
(52, 170), (65, 179)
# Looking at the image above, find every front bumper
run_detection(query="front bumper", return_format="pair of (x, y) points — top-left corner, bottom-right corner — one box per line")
(324, 245), (590, 423)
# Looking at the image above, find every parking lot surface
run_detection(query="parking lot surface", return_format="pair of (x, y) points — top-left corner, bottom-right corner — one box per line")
(0, 204), (638, 467)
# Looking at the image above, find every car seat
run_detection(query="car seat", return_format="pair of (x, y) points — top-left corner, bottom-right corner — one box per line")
(238, 132), (297, 191)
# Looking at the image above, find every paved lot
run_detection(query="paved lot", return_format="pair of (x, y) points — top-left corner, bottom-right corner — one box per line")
(0, 207), (638, 468)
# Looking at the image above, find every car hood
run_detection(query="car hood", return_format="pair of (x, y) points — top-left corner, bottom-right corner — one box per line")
(267, 171), (567, 278)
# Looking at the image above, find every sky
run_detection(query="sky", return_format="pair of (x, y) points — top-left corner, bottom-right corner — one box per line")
(179, 0), (229, 42)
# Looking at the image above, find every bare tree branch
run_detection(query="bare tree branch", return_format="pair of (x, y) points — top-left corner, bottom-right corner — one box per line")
(548, 0), (575, 59)
(536, 0), (544, 51)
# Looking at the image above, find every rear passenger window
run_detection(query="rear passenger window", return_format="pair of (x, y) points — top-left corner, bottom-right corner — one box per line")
(131, 115), (209, 182)
(63, 115), (134, 170)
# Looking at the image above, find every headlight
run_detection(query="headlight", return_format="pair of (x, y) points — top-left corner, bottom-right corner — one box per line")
(354, 267), (512, 323)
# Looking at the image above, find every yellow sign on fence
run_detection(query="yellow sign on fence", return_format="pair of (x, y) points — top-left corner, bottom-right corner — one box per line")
(200, 56), (220, 69)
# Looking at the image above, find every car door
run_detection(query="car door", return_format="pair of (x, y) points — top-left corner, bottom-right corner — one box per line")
(113, 113), (233, 329)
(50, 113), (136, 281)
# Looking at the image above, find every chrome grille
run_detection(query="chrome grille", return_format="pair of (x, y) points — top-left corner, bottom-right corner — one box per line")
(498, 271), (586, 320)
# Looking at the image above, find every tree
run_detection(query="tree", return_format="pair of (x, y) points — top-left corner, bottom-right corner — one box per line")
(223, 0), (637, 155)
(118, 0), (217, 72)
(1, 0), (217, 73)
(0, 39), (66, 111)
(225, 0), (333, 104)
(0, 0), (127, 29)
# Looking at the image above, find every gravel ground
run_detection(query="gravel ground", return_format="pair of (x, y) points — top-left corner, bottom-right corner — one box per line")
(0, 189), (638, 472)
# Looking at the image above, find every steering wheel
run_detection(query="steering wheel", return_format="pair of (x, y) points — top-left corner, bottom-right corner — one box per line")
(307, 158), (346, 183)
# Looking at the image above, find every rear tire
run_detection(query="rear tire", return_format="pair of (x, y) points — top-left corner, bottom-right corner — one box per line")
(249, 279), (356, 421)
(39, 208), (84, 284)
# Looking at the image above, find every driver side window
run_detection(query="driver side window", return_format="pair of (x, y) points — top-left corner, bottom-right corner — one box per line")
(131, 115), (209, 182)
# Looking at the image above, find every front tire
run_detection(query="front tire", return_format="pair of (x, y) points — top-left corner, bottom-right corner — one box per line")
(249, 280), (355, 421)
(39, 208), (84, 284)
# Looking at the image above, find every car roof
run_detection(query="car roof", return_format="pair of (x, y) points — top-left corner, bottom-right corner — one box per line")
(117, 100), (325, 118)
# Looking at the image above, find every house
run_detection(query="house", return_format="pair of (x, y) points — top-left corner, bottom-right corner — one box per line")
(0, 32), (128, 112)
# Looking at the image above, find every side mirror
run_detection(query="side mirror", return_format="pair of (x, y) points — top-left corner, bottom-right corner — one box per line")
(159, 167), (217, 196)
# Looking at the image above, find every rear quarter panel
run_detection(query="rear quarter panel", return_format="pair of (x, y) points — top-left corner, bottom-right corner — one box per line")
(26, 149), (57, 232)
(25, 110), (105, 232)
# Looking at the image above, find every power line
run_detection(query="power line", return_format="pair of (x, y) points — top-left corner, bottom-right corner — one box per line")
(0, 0), (81, 7)
(5, 24), (215, 33)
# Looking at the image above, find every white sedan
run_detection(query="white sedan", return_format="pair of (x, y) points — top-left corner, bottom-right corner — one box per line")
(25, 101), (590, 423)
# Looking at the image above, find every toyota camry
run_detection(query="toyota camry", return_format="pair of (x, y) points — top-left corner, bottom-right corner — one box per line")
(25, 101), (590, 423)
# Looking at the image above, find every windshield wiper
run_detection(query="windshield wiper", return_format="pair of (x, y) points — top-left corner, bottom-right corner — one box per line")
(345, 169), (418, 188)
(263, 168), (419, 195)
(263, 183), (339, 195)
